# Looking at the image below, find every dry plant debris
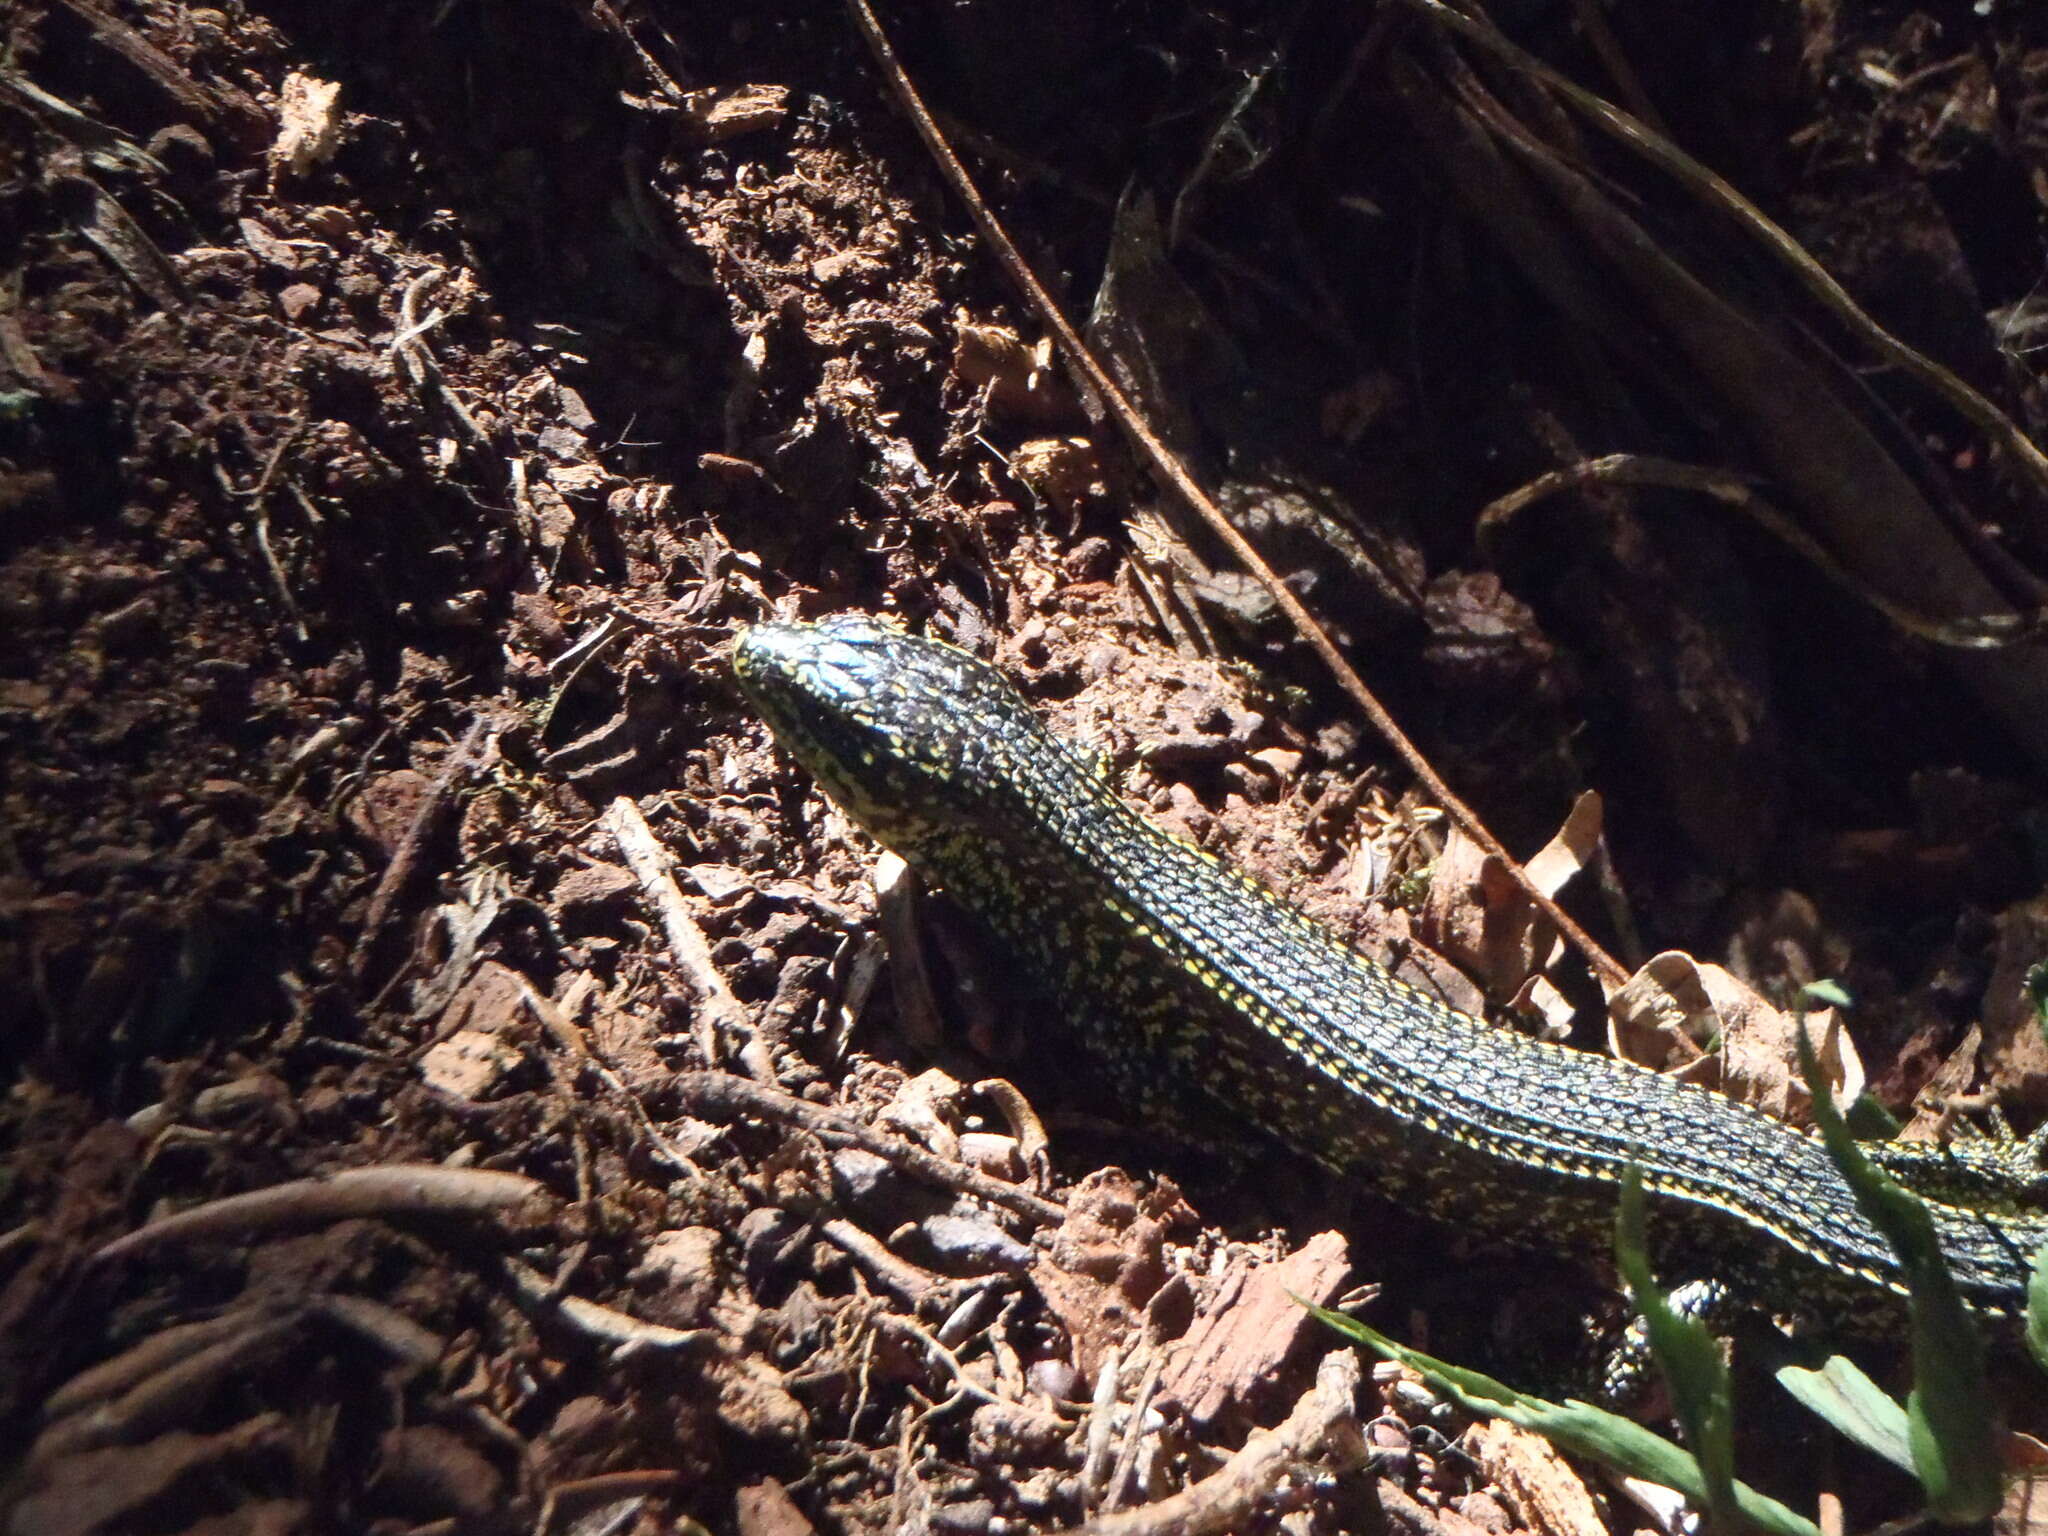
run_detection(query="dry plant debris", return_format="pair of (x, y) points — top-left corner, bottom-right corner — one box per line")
(6, 0), (2048, 1531)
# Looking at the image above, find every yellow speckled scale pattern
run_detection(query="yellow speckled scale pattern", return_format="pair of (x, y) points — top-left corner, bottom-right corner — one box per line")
(734, 615), (2048, 1316)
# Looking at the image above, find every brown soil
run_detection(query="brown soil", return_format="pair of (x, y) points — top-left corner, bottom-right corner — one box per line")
(6, 1), (2048, 1531)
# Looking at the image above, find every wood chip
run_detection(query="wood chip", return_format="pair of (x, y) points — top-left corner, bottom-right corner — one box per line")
(1469, 1419), (1609, 1536)
(1157, 1230), (1350, 1427)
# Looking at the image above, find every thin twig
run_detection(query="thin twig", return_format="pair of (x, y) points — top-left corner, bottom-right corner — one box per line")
(92, 1165), (553, 1262)
(673, 1071), (1065, 1227)
(1049, 1350), (1367, 1536)
(231, 425), (312, 642)
(350, 718), (495, 974)
(499, 1257), (715, 1352)
(585, 0), (689, 104)
(842, 0), (1626, 990)
(876, 1311), (1069, 1426)
(605, 796), (777, 1080)
(392, 268), (491, 449)
(818, 1216), (946, 1305)
(1080, 1343), (1123, 1511)
(973, 1076), (1052, 1189)
(250, 497), (308, 642)
(930, 108), (1345, 340)
(1565, 0), (1667, 136)
(519, 977), (705, 1178)
(1104, 1351), (1167, 1512)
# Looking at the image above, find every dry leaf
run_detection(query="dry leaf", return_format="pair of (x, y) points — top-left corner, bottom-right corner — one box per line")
(1607, 951), (1715, 1072)
(1009, 436), (1106, 513)
(1522, 790), (1603, 900)
(1607, 952), (1863, 1121)
(1900, 1022), (1984, 1141)
(953, 323), (1077, 426)
(1421, 827), (1557, 1000)
(1509, 971), (1575, 1042)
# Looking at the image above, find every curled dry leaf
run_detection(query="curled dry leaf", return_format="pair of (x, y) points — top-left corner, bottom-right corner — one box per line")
(1522, 790), (1604, 902)
(1725, 994), (1863, 1122)
(1898, 1023), (1984, 1142)
(1607, 952), (1863, 1121)
(1419, 796), (1597, 1008)
(1421, 827), (1558, 1001)
(1508, 972), (1576, 1043)
(1607, 952), (1716, 1075)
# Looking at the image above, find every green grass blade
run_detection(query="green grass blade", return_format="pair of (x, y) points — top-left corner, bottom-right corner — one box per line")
(2029, 1242), (2048, 1379)
(1793, 1007), (2001, 1525)
(1304, 1303), (1820, 1536)
(1614, 1168), (1738, 1531)
(1774, 1358), (1914, 1474)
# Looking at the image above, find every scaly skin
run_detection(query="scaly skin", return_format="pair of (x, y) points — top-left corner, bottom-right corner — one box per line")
(734, 614), (2048, 1318)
